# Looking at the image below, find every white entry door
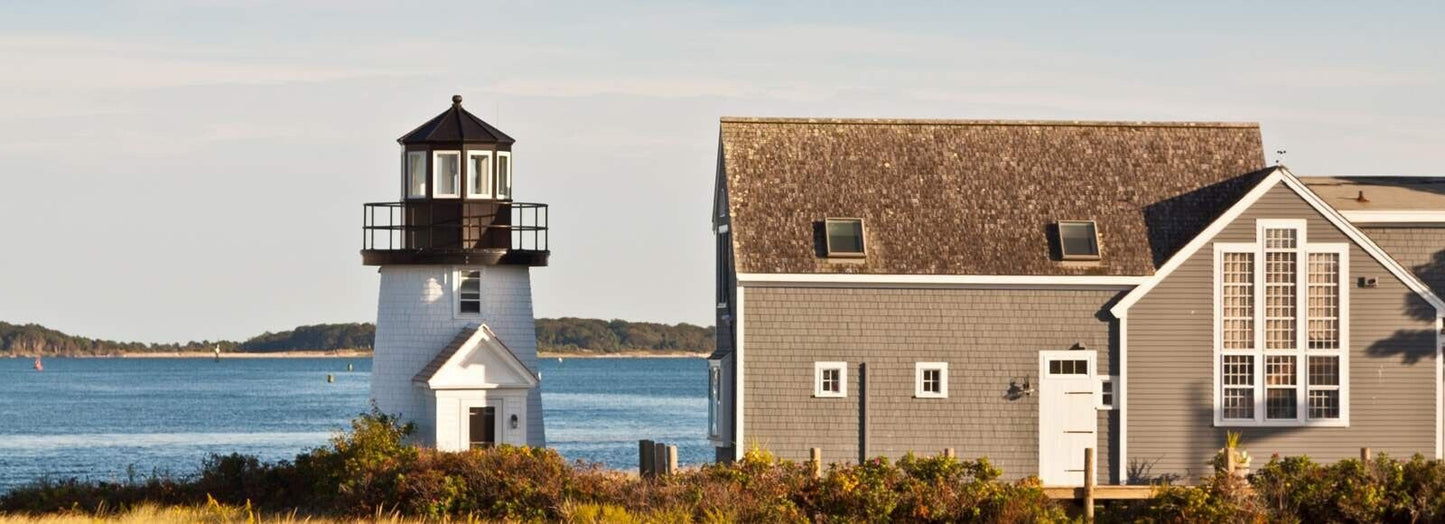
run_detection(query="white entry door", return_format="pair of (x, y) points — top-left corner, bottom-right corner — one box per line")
(1038, 350), (1099, 486)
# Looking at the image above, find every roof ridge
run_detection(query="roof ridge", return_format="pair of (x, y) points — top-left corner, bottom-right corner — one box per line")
(719, 116), (1260, 128)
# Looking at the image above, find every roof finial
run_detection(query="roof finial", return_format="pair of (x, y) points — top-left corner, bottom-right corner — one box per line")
(452, 94), (463, 107)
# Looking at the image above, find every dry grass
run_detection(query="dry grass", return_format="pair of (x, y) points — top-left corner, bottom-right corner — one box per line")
(0, 499), (462, 524)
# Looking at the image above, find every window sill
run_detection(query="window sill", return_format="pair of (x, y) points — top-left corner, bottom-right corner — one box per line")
(1214, 418), (1349, 428)
(825, 252), (866, 259)
(913, 394), (948, 399)
(812, 394), (846, 399)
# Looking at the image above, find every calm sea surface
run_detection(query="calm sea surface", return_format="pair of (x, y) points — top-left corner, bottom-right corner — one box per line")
(0, 357), (708, 492)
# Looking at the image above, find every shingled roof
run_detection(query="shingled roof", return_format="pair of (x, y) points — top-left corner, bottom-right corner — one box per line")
(719, 118), (1267, 276)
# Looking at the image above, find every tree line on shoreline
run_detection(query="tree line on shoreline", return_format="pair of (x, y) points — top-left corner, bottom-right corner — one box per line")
(0, 317), (715, 357)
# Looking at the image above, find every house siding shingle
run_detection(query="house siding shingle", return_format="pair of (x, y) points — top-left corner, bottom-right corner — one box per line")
(742, 286), (1123, 482)
(1128, 185), (1439, 481)
(1362, 226), (1445, 299)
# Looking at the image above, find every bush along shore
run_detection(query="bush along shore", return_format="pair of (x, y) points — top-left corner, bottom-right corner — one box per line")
(5, 414), (1445, 523)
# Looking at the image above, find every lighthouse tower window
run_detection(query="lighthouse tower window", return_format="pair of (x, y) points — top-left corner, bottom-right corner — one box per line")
(458, 270), (482, 314)
(467, 151), (494, 199)
(434, 152), (461, 198)
(496, 152), (512, 200)
(406, 151), (427, 198)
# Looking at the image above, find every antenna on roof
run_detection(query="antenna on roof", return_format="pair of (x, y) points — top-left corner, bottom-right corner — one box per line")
(1274, 150), (1287, 166)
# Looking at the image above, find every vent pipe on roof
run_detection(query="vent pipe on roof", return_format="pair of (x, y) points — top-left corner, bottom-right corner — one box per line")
(1356, 190), (1369, 203)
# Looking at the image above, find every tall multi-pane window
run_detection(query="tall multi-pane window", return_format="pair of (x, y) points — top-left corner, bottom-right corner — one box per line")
(496, 152), (512, 199)
(1308, 253), (1340, 349)
(1221, 355), (1255, 420)
(1217, 221), (1346, 426)
(1263, 228), (1297, 350)
(467, 151), (493, 199)
(708, 366), (721, 437)
(1222, 252), (1255, 350)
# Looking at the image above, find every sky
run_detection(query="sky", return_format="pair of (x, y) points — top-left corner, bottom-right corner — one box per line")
(0, 1), (1441, 343)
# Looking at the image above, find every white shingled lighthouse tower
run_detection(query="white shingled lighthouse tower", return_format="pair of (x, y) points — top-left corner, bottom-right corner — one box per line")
(361, 95), (548, 450)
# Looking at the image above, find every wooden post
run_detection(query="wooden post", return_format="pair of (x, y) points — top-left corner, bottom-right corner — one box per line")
(654, 442), (668, 477)
(1361, 447), (1372, 462)
(1225, 445), (1236, 474)
(1083, 447), (1096, 523)
(639, 440), (654, 477)
(666, 445), (678, 475)
(810, 448), (822, 479)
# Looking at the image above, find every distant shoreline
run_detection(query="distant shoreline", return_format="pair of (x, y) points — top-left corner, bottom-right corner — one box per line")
(14, 350), (705, 359)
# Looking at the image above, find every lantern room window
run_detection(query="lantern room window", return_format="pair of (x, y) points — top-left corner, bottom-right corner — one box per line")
(497, 152), (513, 200)
(467, 151), (494, 199)
(406, 151), (427, 198)
(434, 151), (461, 198)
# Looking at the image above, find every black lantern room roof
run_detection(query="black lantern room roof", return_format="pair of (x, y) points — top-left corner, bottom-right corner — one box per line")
(397, 95), (515, 145)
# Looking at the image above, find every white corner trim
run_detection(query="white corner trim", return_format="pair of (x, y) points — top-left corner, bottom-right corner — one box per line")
(1341, 210), (1445, 224)
(913, 362), (949, 398)
(736, 273), (1148, 289)
(813, 361), (848, 398)
(1111, 167), (1445, 317)
(1438, 313), (1443, 459)
(1118, 315), (1128, 484)
(733, 285), (745, 460)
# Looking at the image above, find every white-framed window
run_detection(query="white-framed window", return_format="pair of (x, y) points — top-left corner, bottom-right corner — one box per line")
(914, 362), (948, 398)
(708, 364), (722, 438)
(813, 361), (846, 398)
(1099, 375), (1116, 409)
(1213, 219), (1348, 427)
(824, 218), (865, 257)
(406, 150), (427, 198)
(456, 269), (482, 316)
(433, 151), (461, 198)
(496, 151), (512, 200)
(1058, 220), (1101, 260)
(466, 150), (494, 199)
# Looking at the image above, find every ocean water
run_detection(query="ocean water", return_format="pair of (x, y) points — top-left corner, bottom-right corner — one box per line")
(0, 357), (708, 492)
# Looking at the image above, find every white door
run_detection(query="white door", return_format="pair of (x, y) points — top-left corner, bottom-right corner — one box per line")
(1038, 350), (1099, 486)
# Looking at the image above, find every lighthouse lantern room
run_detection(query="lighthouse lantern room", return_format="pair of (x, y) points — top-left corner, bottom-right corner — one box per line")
(361, 95), (548, 450)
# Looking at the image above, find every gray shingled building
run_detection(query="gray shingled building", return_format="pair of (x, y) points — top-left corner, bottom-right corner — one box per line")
(705, 117), (1445, 486)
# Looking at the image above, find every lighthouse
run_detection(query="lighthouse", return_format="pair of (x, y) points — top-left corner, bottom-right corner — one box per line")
(361, 95), (548, 450)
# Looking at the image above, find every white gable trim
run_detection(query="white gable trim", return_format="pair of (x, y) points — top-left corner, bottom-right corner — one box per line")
(737, 273), (1147, 289)
(1342, 210), (1445, 224)
(417, 325), (539, 390)
(1111, 167), (1445, 318)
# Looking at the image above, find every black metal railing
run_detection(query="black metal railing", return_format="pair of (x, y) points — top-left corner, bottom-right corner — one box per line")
(362, 201), (548, 253)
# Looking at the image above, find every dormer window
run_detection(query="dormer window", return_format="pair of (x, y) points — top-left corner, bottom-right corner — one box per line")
(406, 151), (427, 198)
(496, 152), (513, 200)
(434, 151), (461, 198)
(467, 151), (494, 199)
(825, 218), (865, 257)
(1058, 220), (1100, 260)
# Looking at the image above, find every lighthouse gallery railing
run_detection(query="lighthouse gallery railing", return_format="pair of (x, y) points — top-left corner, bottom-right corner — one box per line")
(362, 201), (549, 253)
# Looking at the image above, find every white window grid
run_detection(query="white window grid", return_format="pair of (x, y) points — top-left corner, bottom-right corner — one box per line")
(1307, 253), (1340, 349)
(1215, 220), (1348, 427)
(814, 362), (846, 398)
(1222, 252), (1255, 350)
(1099, 376), (1116, 409)
(1307, 355), (1341, 419)
(914, 362), (948, 398)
